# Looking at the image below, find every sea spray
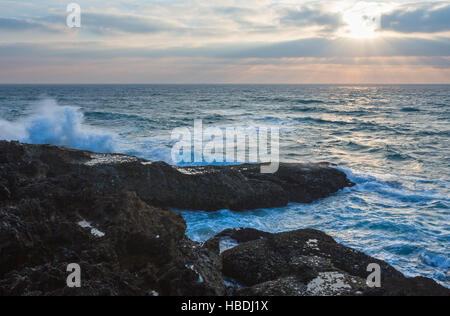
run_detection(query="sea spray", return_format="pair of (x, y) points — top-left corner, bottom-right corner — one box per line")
(0, 99), (116, 153)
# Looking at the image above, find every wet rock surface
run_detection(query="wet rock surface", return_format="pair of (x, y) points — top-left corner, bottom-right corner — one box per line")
(0, 141), (354, 212)
(219, 228), (449, 296)
(0, 141), (447, 296)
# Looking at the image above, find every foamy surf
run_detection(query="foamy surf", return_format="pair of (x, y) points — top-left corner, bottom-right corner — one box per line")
(177, 166), (450, 288)
(0, 99), (116, 153)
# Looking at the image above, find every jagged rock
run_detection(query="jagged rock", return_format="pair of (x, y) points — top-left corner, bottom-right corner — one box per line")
(218, 228), (449, 296)
(0, 141), (354, 212)
(0, 190), (227, 295)
(0, 189), (226, 296)
(0, 141), (227, 296)
(0, 184), (10, 201)
(213, 227), (273, 244)
(235, 273), (368, 296)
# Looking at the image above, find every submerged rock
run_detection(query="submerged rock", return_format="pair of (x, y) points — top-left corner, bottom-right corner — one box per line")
(217, 228), (449, 296)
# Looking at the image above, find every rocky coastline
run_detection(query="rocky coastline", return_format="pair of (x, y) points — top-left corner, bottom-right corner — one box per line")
(0, 141), (448, 296)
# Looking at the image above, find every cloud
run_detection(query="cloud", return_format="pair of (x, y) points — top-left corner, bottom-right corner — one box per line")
(0, 12), (180, 35)
(0, 4), (343, 37)
(80, 13), (180, 34)
(187, 37), (450, 59)
(381, 3), (450, 33)
(1, 37), (449, 60)
(0, 17), (59, 32)
(213, 6), (256, 17)
(208, 6), (280, 35)
(0, 1), (449, 83)
(280, 6), (344, 32)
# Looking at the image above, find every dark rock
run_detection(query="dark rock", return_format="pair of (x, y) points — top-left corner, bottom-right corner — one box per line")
(0, 141), (226, 296)
(235, 274), (368, 296)
(23, 160), (49, 179)
(203, 228), (273, 255)
(0, 189), (226, 296)
(218, 228), (449, 296)
(214, 228), (273, 243)
(0, 184), (10, 201)
(0, 141), (354, 212)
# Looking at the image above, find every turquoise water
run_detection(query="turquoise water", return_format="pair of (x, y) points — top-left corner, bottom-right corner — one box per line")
(0, 84), (448, 287)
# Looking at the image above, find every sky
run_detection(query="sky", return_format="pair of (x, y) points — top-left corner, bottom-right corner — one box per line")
(0, 0), (449, 84)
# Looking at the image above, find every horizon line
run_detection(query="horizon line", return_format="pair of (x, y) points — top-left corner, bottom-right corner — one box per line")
(1, 83), (449, 86)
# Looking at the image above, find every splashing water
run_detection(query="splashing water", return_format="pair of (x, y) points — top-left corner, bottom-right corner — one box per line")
(0, 99), (115, 153)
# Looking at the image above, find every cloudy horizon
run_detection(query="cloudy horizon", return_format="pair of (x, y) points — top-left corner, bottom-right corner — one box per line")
(0, 0), (449, 84)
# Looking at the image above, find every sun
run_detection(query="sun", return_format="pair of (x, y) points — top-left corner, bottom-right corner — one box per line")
(343, 12), (377, 38)
(341, 3), (381, 39)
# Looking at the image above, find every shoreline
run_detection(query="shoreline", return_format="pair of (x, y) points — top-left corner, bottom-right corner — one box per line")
(0, 141), (448, 296)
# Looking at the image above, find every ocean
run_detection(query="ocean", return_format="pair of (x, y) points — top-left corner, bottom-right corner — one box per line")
(0, 84), (448, 287)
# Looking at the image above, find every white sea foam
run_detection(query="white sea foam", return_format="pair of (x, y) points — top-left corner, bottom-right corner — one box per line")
(219, 237), (239, 254)
(337, 167), (450, 204)
(77, 220), (105, 238)
(0, 99), (116, 153)
(177, 167), (450, 288)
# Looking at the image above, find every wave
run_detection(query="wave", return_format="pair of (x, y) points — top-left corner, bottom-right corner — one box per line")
(294, 99), (325, 104)
(384, 150), (414, 161)
(293, 116), (387, 129)
(400, 107), (421, 112)
(383, 244), (421, 256)
(338, 168), (449, 204)
(420, 251), (450, 270)
(346, 141), (370, 151)
(287, 106), (321, 113)
(293, 116), (348, 126)
(417, 130), (450, 137)
(253, 96), (325, 104)
(84, 111), (156, 124)
(0, 99), (116, 153)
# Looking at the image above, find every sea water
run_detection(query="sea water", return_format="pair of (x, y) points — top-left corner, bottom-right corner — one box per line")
(0, 84), (448, 287)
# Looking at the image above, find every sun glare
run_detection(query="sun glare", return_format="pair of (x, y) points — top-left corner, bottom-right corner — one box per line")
(341, 3), (381, 39)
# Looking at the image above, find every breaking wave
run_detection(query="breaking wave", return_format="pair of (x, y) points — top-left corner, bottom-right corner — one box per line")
(0, 99), (116, 153)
